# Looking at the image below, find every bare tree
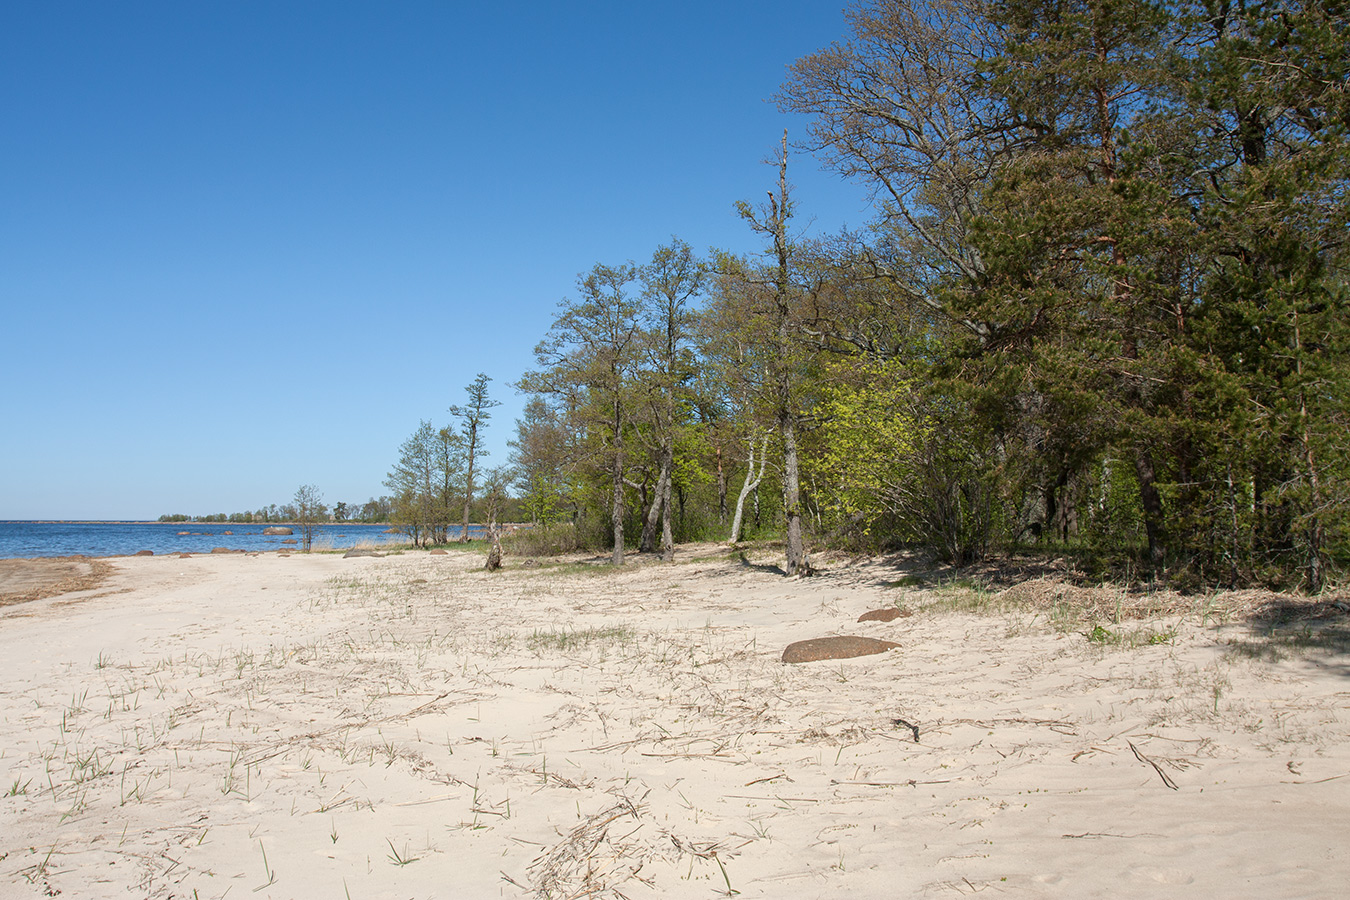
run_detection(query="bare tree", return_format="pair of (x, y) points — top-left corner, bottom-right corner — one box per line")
(292, 484), (327, 552)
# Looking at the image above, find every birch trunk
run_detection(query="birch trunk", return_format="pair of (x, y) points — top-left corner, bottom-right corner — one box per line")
(729, 435), (768, 544)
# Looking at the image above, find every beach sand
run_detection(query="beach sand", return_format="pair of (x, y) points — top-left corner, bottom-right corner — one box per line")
(1, 546), (1346, 898)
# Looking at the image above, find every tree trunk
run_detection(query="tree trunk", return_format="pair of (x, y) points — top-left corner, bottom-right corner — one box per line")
(611, 404), (626, 566)
(639, 443), (671, 553)
(782, 416), (809, 576)
(716, 445), (728, 524)
(484, 524), (503, 571)
(637, 474), (656, 552)
(729, 435), (768, 544)
(1293, 309), (1325, 593)
(660, 463), (675, 562)
(461, 454), (475, 543)
(1133, 445), (1166, 570)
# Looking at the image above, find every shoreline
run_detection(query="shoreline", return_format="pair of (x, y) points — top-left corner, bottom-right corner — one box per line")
(2, 548), (1346, 897)
(0, 521), (529, 562)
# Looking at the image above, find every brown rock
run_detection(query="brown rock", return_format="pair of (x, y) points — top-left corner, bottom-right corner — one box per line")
(262, 527), (293, 535)
(176, 553), (192, 559)
(281, 539), (297, 545)
(782, 636), (900, 664)
(211, 547), (237, 554)
(343, 549), (385, 558)
(177, 531), (189, 535)
(857, 608), (912, 623)
(134, 550), (154, 557)
(430, 549), (448, 555)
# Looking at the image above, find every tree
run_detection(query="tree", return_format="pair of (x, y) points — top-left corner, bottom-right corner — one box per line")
(292, 484), (327, 552)
(435, 425), (466, 543)
(780, 0), (1348, 583)
(385, 421), (441, 547)
(509, 396), (572, 524)
(730, 132), (816, 575)
(520, 263), (643, 565)
(778, 0), (1007, 337)
(449, 373), (500, 542)
(635, 239), (707, 560)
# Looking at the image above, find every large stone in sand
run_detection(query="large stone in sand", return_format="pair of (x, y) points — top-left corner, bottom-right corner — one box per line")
(782, 636), (899, 664)
(858, 607), (912, 623)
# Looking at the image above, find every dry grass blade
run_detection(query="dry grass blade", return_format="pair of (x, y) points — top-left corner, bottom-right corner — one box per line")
(1128, 741), (1180, 791)
(528, 795), (650, 899)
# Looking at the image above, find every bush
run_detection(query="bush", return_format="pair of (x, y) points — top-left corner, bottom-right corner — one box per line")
(502, 523), (584, 557)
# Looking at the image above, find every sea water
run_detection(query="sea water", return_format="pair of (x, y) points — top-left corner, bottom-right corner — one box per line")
(0, 521), (484, 559)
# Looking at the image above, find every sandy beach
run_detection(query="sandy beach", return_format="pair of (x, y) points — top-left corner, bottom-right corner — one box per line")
(0, 546), (1346, 898)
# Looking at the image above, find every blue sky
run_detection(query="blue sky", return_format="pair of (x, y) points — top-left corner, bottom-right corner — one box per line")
(2, 1), (874, 520)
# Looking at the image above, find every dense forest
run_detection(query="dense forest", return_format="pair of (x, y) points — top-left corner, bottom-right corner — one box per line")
(481, 0), (1347, 590)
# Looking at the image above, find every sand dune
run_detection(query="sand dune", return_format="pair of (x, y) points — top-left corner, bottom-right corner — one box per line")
(1, 547), (1346, 898)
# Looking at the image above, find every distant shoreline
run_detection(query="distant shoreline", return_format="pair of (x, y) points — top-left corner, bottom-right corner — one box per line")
(0, 520), (395, 526)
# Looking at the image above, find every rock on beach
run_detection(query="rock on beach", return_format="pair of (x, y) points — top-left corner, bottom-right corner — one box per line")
(782, 635), (900, 663)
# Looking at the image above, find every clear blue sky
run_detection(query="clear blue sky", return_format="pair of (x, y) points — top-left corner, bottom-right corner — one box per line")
(2, 1), (874, 520)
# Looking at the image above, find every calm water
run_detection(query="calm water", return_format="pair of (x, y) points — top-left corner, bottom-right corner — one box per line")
(0, 522), (486, 559)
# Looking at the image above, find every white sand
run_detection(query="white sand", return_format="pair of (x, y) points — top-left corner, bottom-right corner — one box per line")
(1, 547), (1346, 898)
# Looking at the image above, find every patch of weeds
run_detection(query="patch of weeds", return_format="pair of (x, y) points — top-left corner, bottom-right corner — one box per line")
(1085, 624), (1178, 647)
(884, 574), (927, 589)
(921, 577), (998, 614)
(527, 626), (635, 653)
(386, 839), (421, 867)
(1086, 625), (1114, 644)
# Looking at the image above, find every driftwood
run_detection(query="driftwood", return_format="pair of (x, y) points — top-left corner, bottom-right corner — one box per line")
(485, 523), (503, 571)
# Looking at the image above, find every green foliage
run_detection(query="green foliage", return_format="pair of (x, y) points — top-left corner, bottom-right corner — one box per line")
(809, 358), (920, 533)
(402, 0), (1350, 588)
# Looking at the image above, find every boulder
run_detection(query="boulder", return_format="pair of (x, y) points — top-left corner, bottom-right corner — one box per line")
(430, 549), (448, 555)
(857, 608), (912, 623)
(211, 547), (238, 554)
(782, 636), (900, 664)
(281, 539), (298, 545)
(262, 527), (293, 535)
(343, 549), (385, 558)
(134, 550), (154, 557)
